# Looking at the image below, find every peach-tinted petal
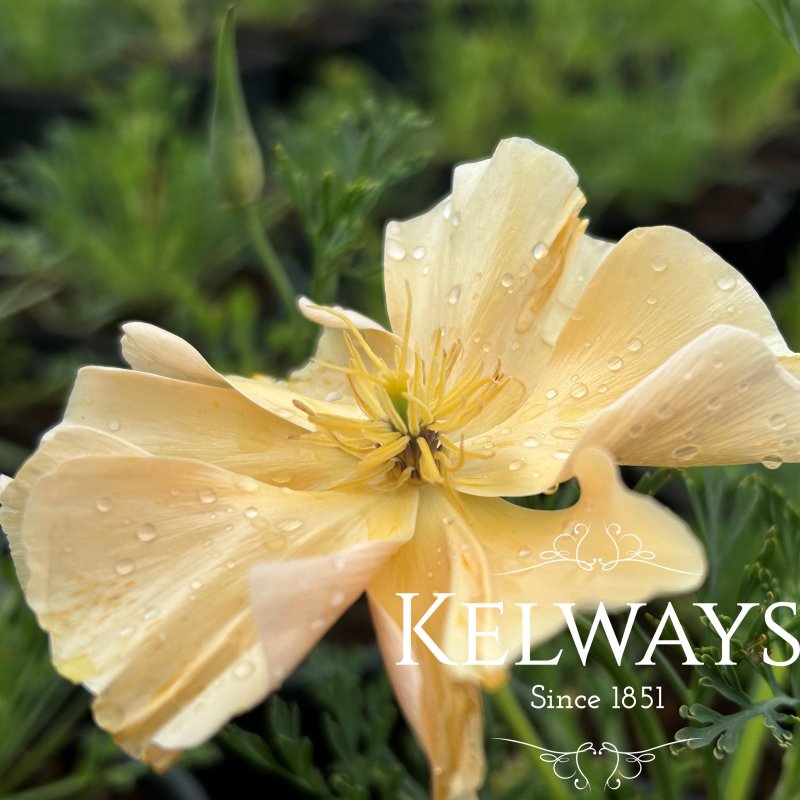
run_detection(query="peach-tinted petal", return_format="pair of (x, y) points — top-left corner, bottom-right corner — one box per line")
(369, 598), (484, 800)
(379, 451), (703, 695)
(458, 225), (796, 496)
(383, 138), (585, 386)
(20, 454), (417, 758)
(573, 325), (800, 469)
(64, 366), (358, 490)
(250, 542), (403, 693)
(0, 426), (145, 589)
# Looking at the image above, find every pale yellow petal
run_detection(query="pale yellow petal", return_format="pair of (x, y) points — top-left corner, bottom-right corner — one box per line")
(383, 138), (585, 386)
(369, 596), (485, 800)
(459, 225), (795, 495)
(0, 425), (146, 589)
(250, 541), (404, 694)
(21, 454), (417, 757)
(64, 366), (358, 490)
(574, 325), (800, 468)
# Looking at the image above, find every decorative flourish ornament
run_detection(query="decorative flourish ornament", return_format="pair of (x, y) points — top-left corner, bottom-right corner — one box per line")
(2, 138), (799, 799)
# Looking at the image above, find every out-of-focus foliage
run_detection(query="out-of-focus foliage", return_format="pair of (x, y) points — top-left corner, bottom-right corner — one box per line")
(415, 0), (800, 211)
(758, 0), (800, 52)
(272, 64), (430, 317)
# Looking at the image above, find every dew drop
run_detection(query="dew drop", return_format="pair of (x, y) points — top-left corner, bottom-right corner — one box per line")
(511, 341), (521, 352)
(226, 559), (237, 569)
(144, 606), (160, 622)
(545, 389), (558, 400)
(107, 419), (121, 432)
(244, 507), (258, 519)
(607, 356), (624, 371)
(412, 245), (426, 260)
(646, 295), (658, 305)
(716, 275), (736, 291)
(738, 382), (749, 393)
(657, 403), (673, 420)
(278, 518), (303, 532)
(508, 460), (524, 471)
(422, 264), (431, 276)
(137, 523), (157, 542)
(483, 440), (495, 450)
(629, 424), (643, 438)
(762, 454), (783, 470)
(532, 241), (549, 260)
(570, 383), (588, 399)
(311, 617), (326, 631)
(446, 285), (462, 305)
(190, 579), (203, 591)
(334, 555), (346, 571)
(452, 211), (461, 226)
(627, 337), (643, 352)
(522, 437), (539, 448)
(233, 660), (255, 680)
(598, 384), (608, 394)
(673, 444), (699, 461)
(119, 624), (136, 639)
(518, 547), (532, 558)
(96, 497), (112, 513)
(769, 413), (787, 431)
(387, 240), (406, 260)
(204, 537), (214, 547)
(501, 272), (514, 288)
(115, 559), (135, 576)
(237, 476), (259, 493)
(443, 200), (452, 220)
(442, 515), (454, 525)
(707, 397), (721, 412)
(553, 450), (570, 461)
(651, 256), (667, 272)
(199, 489), (216, 504)
(330, 591), (346, 607)
(324, 390), (342, 402)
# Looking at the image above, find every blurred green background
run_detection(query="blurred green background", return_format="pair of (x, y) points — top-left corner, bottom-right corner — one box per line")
(1, 1), (800, 799)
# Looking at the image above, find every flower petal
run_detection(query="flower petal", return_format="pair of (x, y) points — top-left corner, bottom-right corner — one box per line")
(573, 325), (800, 468)
(20, 454), (417, 758)
(369, 594), (485, 800)
(383, 138), (586, 387)
(458, 225), (795, 495)
(0, 426), (145, 590)
(64, 366), (358, 490)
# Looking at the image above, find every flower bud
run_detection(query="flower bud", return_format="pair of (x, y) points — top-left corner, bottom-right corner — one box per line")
(210, 6), (264, 207)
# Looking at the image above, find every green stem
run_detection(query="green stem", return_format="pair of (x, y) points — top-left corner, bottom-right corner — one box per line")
(242, 204), (298, 319)
(490, 683), (572, 800)
(577, 619), (681, 800)
(1, 774), (88, 800)
(721, 675), (773, 800)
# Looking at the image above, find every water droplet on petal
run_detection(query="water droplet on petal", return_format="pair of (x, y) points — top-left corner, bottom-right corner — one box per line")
(738, 382), (749, 393)
(629, 424), (643, 438)
(518, 547), (532, 558)
(119, 624), (136, 639)
(716, 275), (736, 291)
(501, 272), (514, 288)
(646, 295), (658, 305)
(190, 579), (203, 591)
(673, 444), (699, 461)
(657, 403), (673, 419)
(508, 460), (524, 471)
(244, 507), (258, 519)
(115, 559), (135, 576)
(107, 419), (121, 432)
(279, 518), (303, 532)
(442, 515), (454, 525)
(707, 397), (721, 412)
(324, 390), (342, 402)
(522, 437), (539, 448)
(311, 617), (326, 631)
(413, 245), (426, 260)
(334, 556), (346, 571)
(762, 454), (783, 470)
(443, 200), (452, 219)
(96, 497), (112, 513)
(330, 591), (345, 607)
(234, 660), (255, 680)
(532, 242), (549, 260)
(553, 450), (570, 461)
(570, 383), (588, 399)
(387, 240), (406, 260)
(607, 356), (624, 371)
(137, 523), (157, 542)
(446, 285), (462, 305)
(144, 606), (160, 621)
(627, 338), (642, 352)
(651, 256), (667, 272)
(452, 211), (461, 226)
(545, 389), (558, 400)
(598, 384), (608, 394)
(237, 476), (259, 493)
(199, 489), (216, 504)
(769, 414), (787, 431)
(551, 426), (581, 440)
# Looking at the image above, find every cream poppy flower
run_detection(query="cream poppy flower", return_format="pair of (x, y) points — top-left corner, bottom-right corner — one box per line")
(3, 137), (799, 800)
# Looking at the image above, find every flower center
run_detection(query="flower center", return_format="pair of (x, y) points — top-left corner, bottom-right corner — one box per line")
(296, 305), (510, 492)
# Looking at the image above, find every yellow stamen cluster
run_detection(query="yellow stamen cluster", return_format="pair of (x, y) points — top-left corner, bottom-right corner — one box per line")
(296, 306), (512, 494)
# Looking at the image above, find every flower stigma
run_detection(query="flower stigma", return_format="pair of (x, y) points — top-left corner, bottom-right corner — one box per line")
(295, 303), (513, 495)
